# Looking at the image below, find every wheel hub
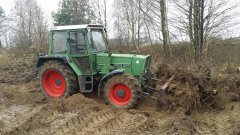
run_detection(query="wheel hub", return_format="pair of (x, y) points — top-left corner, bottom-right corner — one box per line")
(109, 83), (132, 106)
(55, 79), (62, 86)
(42, 70), (66, 98)
(117, 89), (125, 98)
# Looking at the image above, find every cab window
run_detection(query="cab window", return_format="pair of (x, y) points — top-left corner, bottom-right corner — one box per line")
(52, 31), (67, 53)
(69, 32), (87, 54)
(91, 29), (107, 52)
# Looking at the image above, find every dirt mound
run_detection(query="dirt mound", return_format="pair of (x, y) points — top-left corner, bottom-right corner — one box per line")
(0, 84), (150, 135)
(152, 62), (220, 114)
(50, 93), (105, 112)
(212, 75), (240, 111)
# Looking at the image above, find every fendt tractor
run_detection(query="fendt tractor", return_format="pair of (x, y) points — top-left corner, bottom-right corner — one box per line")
(36, 24), (172, 109)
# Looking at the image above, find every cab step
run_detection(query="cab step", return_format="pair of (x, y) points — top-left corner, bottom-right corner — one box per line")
(78, 76), (93, 93)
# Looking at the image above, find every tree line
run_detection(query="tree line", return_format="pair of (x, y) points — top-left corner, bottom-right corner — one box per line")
(0, 0), (238, 63)
(112, 0), (238, 62)
(0, 0), (48, 50)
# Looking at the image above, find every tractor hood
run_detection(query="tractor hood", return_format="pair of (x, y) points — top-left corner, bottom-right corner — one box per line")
(96, 53), (151, 76)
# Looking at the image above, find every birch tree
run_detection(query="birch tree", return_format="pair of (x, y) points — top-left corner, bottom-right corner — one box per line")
(138, 0), (172, 57)
(172, 0), (238, 62)
(0, 7), (4, 28)
(0, 7), (5, 48)
(160, 0), (172, 57)
(93, 0), (109, 38)
(113, 0), (143, 53)
(9, 0), (48, 48)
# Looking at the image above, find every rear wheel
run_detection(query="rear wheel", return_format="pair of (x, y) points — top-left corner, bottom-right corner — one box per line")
(38, 61), (78, 98)
(103, 74), (141, 109)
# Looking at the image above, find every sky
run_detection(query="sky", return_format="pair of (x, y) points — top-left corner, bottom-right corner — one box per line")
(0, 0), (239, 38)
(0, 0), (60, 25)
(0, 0), (115, 34)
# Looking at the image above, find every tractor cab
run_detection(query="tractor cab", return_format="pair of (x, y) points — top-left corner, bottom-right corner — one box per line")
(67, 29), (107, 54)
(50, 24), (108, 54)
(37, 24), (152, 109)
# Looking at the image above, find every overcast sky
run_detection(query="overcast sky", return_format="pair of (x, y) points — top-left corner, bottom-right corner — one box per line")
(0, 0), (239, 38)
(0, 0), (60, 25)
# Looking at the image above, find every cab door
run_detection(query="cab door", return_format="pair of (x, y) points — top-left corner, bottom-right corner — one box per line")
(67, 31), (96, 93)
(67, 31), (93, 75)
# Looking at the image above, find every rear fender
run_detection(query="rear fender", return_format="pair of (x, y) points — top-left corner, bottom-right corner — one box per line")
(36, 55), (68, 68)
(98, 69), (124, 96)
(36, 55), (83, 76)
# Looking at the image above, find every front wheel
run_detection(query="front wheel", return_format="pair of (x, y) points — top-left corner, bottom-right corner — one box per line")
(103, 74), (141, 109)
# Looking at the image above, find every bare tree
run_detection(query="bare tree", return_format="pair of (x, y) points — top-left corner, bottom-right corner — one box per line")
(9, 0), (48, 48)
(160, 0), (172, 57)
(92, 0), (110, 39)
(172, 0), (238, 62)
(0, 6), (5, 48)
(0, 7), (5, 29)
(113, 0), (144, 53)
(137, 0), (172, 57)
(193, 0), (201, 62)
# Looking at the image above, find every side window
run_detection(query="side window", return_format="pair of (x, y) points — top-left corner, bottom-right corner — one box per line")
(77, 32), (85, 46)
(53, 31), (67, 53)
(69, 32), (86, 54)
(91, 30), (107, 52)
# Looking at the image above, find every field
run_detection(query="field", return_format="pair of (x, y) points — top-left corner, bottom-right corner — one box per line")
(0, 47), (239, 135)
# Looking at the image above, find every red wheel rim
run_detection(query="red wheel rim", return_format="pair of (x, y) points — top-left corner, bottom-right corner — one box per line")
(42, 70), (66, 98)
(109, 83), (132, 106)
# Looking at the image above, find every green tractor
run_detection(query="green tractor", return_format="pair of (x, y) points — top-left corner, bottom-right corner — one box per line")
(36, 24), (166, 109)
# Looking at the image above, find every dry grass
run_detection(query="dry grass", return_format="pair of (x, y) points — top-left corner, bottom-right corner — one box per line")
(0, 48), (38, 83)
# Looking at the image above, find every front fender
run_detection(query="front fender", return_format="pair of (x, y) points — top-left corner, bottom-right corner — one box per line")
(98, 69), (124, 96)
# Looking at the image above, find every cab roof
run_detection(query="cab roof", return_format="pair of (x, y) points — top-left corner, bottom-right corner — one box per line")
(50, 24), (103, 31)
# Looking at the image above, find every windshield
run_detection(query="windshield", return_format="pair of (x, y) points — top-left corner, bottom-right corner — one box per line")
(91, 29), (107, 52)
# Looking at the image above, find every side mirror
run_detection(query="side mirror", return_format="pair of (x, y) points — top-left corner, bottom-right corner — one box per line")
(132, 51), (137, 55)
(104, 50), (112, 56)
(108, 51), (112, 56)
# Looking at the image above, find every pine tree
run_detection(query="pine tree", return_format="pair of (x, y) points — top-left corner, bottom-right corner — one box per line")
(52, 0), (95, 25)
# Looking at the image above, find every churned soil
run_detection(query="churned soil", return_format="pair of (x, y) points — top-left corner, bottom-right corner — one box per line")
(152, 62), (240, 113)
(0, 82), (239, 135)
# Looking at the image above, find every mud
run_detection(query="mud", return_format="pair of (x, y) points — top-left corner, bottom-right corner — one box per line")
(152, 62), (240, 114)
(0, 82), (239, 135)
(0, 51), (36, 84)
(0, 50), (240, 135)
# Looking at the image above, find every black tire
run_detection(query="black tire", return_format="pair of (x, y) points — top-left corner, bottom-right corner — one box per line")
(103, 74), (141, 109)
(38, 61), (78, 98)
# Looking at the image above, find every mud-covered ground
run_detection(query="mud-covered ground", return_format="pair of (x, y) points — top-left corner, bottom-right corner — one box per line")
(0, 49), (240, 135)
(0, 82), (239, 135)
